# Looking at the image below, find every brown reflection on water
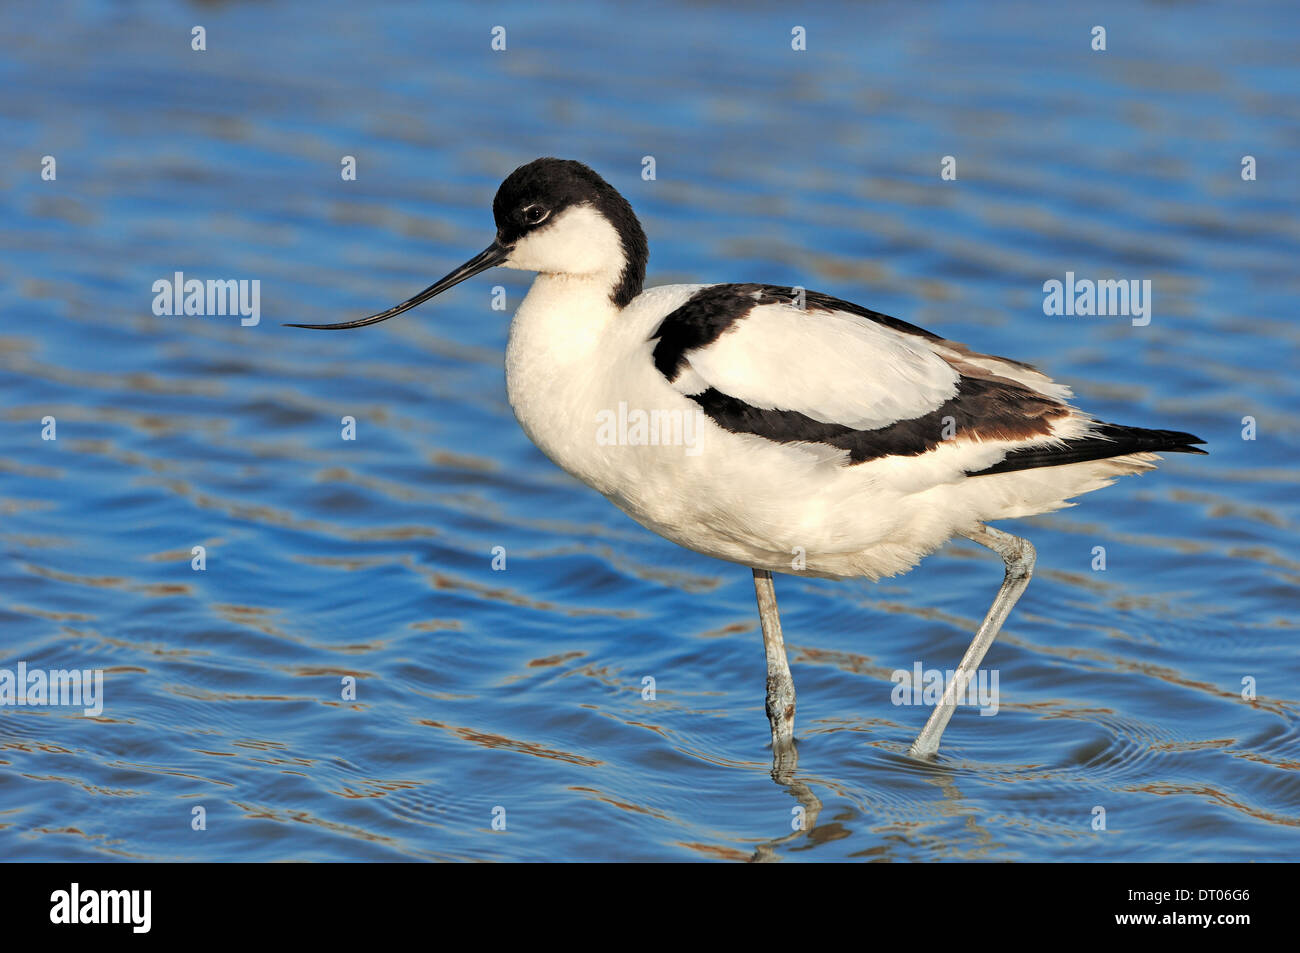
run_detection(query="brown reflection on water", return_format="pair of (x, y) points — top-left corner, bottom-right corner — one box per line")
(417, 719), (603, 767)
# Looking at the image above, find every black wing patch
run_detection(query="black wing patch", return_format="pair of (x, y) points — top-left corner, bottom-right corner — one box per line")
(691, 377), (1065, 464)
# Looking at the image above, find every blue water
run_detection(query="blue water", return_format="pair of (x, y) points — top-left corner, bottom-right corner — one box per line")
(1, 0), (1297, 862)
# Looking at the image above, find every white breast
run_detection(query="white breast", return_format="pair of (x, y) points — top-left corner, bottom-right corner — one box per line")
(505, 277), (706, 489)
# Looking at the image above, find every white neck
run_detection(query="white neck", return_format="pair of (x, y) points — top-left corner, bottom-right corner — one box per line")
(509, 271), (621, 358)
(504, 272), (624, 462)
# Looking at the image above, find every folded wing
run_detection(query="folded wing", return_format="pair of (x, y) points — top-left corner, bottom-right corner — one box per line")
(650, 284), (1205, 475)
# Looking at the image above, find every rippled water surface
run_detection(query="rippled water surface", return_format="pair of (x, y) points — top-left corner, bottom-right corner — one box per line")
(2, 0), (1298, 861)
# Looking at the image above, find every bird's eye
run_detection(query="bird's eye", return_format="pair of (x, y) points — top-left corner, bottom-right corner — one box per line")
(523, 205), (550, 225)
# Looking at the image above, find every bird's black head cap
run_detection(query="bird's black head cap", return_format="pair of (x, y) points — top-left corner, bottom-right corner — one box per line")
(493, 158), (648, 308)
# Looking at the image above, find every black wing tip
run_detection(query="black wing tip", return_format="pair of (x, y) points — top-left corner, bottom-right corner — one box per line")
(1094, 424), (1208, 454)
(969, 425), (1208, 477)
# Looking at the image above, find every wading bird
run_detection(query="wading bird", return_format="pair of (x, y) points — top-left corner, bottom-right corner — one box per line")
(291, 158), (1205, 764)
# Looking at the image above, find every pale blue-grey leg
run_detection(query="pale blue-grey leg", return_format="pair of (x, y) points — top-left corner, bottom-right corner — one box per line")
(753, 569), (796, 773)
(909, 524), (1035, 758)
